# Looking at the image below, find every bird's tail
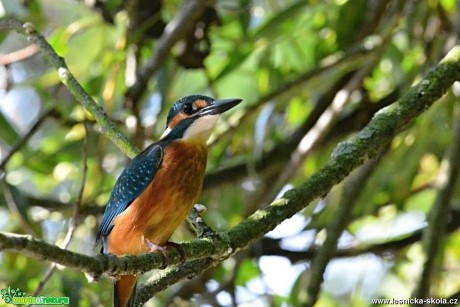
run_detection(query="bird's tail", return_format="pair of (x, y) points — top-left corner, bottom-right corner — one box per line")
(113, 275), (137, 307)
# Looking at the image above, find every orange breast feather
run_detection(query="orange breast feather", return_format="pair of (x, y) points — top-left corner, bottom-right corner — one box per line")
(106, 141), (207, 256)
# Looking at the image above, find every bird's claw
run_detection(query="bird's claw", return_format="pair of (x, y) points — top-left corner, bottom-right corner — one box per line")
(143, 239), (186, 269)
(144, 238), (168, 269)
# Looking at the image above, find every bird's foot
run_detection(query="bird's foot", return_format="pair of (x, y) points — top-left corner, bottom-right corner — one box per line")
(143, 239), (186, 268)
(143, 238), (168, 269)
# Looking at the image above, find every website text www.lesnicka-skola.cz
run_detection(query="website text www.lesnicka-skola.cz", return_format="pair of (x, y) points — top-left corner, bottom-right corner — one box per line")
(371, 297), (459, 305)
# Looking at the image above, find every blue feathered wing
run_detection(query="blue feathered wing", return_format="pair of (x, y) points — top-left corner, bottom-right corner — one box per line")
(95, 144), (163, 253)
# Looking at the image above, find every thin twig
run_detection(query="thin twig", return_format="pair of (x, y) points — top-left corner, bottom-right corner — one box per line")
(0, 109), (54, 171)
(0, 181), (39, 238)
(0, 43), (39, 65)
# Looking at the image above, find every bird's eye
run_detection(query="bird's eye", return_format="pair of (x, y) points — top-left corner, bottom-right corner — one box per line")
(182, 104), (193, 115)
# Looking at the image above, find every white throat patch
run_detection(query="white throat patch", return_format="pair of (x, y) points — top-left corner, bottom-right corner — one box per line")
(183, 115), (219, 141)
(160, 127), (172, 139)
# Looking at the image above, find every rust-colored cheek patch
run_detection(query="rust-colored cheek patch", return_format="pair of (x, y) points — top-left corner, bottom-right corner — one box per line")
(169, 113), (188, 130)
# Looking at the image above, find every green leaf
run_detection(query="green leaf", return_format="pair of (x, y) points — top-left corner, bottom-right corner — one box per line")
(0, 111), (19, 144)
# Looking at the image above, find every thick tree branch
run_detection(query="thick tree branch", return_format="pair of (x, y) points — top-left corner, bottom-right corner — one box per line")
(0, 231), (168, 278)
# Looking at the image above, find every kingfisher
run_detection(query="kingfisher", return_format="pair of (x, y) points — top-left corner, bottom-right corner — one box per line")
(95, 95), (241, 307)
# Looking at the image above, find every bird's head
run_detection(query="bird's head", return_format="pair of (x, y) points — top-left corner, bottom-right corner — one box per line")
(161, 95), (242, 142)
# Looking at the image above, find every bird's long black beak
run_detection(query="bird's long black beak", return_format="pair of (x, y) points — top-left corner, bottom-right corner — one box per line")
(198, 98), (242, 116)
